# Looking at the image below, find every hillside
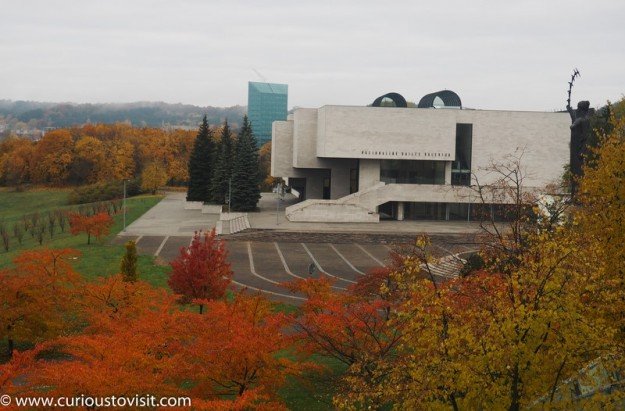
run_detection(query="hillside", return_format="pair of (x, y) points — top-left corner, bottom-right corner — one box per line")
(0, 100), (246, 136)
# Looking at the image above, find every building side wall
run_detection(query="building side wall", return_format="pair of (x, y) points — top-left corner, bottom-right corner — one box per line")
(317, 106), (456, 161)
(271, 120), (294, 177)
(457, 110), (570, 188)
(293, 108), (323, 168)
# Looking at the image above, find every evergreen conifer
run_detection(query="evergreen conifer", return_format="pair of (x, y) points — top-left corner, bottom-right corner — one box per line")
(186, 116), (214, 202)
(230, 115), (261, 211)
(210, 120), (234, 204)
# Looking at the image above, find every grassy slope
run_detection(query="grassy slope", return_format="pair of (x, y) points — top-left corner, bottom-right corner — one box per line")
(0, 189), (168, 287)
(280, 355), (346, 411)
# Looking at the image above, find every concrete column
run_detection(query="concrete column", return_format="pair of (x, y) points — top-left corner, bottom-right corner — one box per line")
(358, 159), (380, 190)
(445, 204), (450, 221)
(397, 202), (404, 221)
(330, 167), (351, 199)
(304, 171), (325, 199)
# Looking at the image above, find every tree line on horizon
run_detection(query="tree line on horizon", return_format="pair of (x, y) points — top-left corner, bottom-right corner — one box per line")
(0, 99), (246, 133)
(0, 121), (274, 197)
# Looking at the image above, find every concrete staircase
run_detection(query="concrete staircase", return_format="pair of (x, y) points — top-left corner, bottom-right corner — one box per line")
(285, 182), (385, 222)
(285, 182), (476, 223)
(215, 212), (251, 235)
(426, 254), (467, 279)
(184, 201), (249, 235)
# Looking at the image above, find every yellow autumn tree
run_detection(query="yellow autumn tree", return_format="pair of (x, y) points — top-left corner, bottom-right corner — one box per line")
(0, 137), (35, 187)
(335, 145), (625, 410)
(74, 135), (106, 183)
(33, 129), (74, 185)
(374, 226), (618, 410)
(141, 162), (168, 194)
(576, 113), (625, 356)
(104, 139), (135, 181)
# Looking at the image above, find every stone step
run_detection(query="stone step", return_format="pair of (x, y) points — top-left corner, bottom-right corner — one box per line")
(202, 205), (223, 214)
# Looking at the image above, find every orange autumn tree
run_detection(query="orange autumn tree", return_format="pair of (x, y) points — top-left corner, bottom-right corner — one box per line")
(0, 249), (82, 357)
(5, 294), (301, 410)
(168, 229), (233, 313)
(285, 273), (410, 409)
(81, 274), (173, 332)
(69, 212), (113, 244)
(174, 293), (305, 404)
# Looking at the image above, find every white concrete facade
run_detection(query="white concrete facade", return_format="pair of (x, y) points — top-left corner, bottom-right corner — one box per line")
(271, 105), (570, 223)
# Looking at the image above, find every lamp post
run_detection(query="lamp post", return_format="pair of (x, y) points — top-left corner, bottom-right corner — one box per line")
(276, 181), (284, 226)
(123, 180), (127, 231)
(228, 178), (232, 214)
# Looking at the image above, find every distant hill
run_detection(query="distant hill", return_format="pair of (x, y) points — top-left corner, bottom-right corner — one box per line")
(0, 100), (246, 133)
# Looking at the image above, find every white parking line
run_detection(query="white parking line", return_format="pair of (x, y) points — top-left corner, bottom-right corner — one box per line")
(231, 280), (306, 301)
(301, 243), (356, 284)
(273, 242), (305, 280)
(274, 242), (347, 291)
(355, 244), (385, 267)
(246, 241), (305, 292)
(154, 236), (169, 257)
(329, 244), (365, 275)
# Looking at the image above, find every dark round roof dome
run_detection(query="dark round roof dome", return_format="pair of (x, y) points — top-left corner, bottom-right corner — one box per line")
(371, 92), (408, 108)
(417, 90), (461, 108)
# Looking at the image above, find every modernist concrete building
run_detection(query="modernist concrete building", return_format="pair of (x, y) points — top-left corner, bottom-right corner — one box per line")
(271, 91), (570, 223)
(247, 81), (288, 146)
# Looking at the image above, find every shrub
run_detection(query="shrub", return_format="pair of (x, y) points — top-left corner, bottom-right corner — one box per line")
(68, 179), (142, 205)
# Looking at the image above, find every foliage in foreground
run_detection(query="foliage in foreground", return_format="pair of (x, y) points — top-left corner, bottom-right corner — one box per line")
(1, 248), (305, 410)
(282, 114), (625, 410)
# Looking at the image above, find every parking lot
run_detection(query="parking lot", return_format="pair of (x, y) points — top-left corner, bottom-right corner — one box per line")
(114, 233), (476, 304)
(114, 192), (479, 304)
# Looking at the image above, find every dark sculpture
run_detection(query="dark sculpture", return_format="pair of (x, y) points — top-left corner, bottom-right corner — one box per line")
(372, 92), (408, 108)
(566, 69), (591, 197)
(417, 90), (462, 108)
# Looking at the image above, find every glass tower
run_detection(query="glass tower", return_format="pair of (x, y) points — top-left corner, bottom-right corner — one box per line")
(247, 81), (288, 146)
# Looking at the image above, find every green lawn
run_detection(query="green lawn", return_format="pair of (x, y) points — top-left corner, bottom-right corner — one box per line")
(280, 355), (346, 411)
(0, 189), (168, 287)
(0, 187), (72, 222)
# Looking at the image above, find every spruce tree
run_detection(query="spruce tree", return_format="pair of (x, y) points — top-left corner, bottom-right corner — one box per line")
(230, 115), (261, 211)
(120, 240), (138, 282)
(186, 116), (214, 202)
(210, 120), (234, 204)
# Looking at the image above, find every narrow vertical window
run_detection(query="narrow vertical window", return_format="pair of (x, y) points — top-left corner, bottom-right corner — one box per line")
(452, 123), (472, 186)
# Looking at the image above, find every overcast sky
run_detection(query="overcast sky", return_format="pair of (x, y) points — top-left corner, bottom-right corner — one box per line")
(1, 0), (623, 111)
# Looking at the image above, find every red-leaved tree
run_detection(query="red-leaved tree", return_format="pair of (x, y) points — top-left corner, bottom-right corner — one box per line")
(68, 212), (113, 244)
(168, 229), (233, 313)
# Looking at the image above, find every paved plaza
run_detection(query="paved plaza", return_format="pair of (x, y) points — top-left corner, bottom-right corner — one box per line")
(117, 192), (481, 304)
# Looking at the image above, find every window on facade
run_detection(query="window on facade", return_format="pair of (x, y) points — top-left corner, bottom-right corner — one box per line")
(380, 160), (445, 184)
(323, 177), (331, 199)
(349, 167), (359, 194)
(452, 123), (472, 186)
